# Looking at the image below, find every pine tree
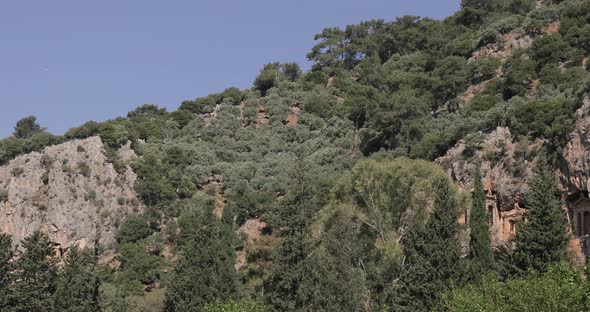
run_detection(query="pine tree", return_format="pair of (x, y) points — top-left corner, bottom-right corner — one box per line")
(54, 247), (101, 312)
(513, 162), (570, 273)
(395, 177), (461, 311)
(164, 209), (239, 312)
(0, 233), (13, 309)
(8, 231), (58, 312)
(468, 166), (494, 279)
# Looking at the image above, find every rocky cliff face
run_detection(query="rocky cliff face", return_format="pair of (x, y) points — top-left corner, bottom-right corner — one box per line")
(561, 98), (590, 196)
(436, 127), (543, 245)
(0, 136), (142, 251)
(438, 97), (590, 262)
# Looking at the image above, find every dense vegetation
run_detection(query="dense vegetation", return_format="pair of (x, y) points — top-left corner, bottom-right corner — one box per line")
(3, 0), (590, 310)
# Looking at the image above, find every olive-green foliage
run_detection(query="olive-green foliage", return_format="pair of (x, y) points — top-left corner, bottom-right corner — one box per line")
(444, 263), (590, 312)
(78, 161), (91, 178)
(117, 243), (163, 292)
(334, 157), (451, 243)
(180, 87), (245, 114)
(125, 288), (166, 312)
(127, 104), (167, 119)
(0, 118), (62, 165)
(98, 121), (130, 148)
(392, 176), (461, 311)
(14, 116), (43, 139)
(469, 57), (502, 83)
(54, 247), (101, 312)
(3, 2), (590, 311)
(468, 166), (494, 280)
(204, 299), (270, 312)
(262, 151), (332, 311)
(64, 121), (100, 140)
(132, 155), (176, 207)
(116, 216), (153, 244)
(295, 224), (366, 312)
(254, 63), (302, 96)
(508, 94), (575, 144)
(502, 49), (537, 99)
(0, 234), (12, 309)
(309, 158), (455, 310)
(513, 161), (570, 273)
(6, 231), (58, 312)
(531, 34), (572, 67)
(0, 190), (8, 202)
(165, 208), (238, 311)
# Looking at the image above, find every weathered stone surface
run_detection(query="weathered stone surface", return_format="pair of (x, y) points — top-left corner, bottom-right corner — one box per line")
(0, 136), (142, 250)
(436, 127), (542, 245)
(438, 97), (590, 262)
(560, 98), (590, 196)
(468, 31), (533, 63)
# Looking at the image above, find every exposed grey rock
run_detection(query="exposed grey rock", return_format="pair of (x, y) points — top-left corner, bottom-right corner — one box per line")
(0, 136), (142, 250)
(561, 98), (590, 195)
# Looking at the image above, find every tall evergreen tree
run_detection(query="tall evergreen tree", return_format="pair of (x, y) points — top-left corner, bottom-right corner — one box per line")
(513, 162), (570, 273)
(296, 223), (367, 312)
(0, 233), (13, 309)
(8, 231), (57, 312)
(54, 247), (101, 312)
(394, 177), (461, 311)
(164, 208), (239, 312)
(468, 166), (494, 279)
(264, 152), (317, 311)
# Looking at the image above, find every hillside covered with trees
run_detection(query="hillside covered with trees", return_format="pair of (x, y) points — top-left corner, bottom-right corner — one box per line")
(3, 0), (590, 311)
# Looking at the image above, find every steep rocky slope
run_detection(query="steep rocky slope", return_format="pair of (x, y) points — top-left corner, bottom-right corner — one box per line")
(561, 98), (590, 196)
(438, 96), (590, 259)
(437, 127), (543, 245)
(0, 136), (142, 251)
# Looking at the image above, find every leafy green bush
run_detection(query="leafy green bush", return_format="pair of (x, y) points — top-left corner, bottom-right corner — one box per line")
(443, 263), (590, 312)
(118, 243), (163, 286)
(64, 121), (100, 140)
(204, 299), (270, 312)
(11, 167), (24, 178)
(77, 161), (91, 178)
(98, 122), (130, 148)
(116, 216), (154, 244)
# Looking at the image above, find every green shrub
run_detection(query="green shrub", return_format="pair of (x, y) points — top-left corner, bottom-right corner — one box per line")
(0, 190), (8, 202)
(41, 169), (50, 185)
(84, 191), (97, 202)
(77, 161), (91, 178)
(204, 299), (270, 312)
(116, 216), (154, 244)
(11, 167), (24, 178)
(443, 263), (590, 311)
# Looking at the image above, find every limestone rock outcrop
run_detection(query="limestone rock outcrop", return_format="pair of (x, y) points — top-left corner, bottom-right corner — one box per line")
(0, 136), (142, 250)
(468, 31), (533, 63)
(560, 98), (590, 196)
(438, 96), (590, 258)
(436, 127), (543, 245)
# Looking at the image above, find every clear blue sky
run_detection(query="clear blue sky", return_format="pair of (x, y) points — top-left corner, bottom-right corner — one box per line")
(0, 0), (461, 138)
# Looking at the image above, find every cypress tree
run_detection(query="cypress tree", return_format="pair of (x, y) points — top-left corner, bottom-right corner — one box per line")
(164, 209), (239, 312)
(264, 153), (316, 311)
(395, 177), (461, 311)
(9, 231), (58, 312)
(513, 162), (570, 273)
(468, 166), (494, 279)
(54, 247), (101, 312)
(0, 233), (13, 309)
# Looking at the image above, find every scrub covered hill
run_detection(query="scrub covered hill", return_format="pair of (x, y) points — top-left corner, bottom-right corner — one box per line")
(3, 0), (590, 311)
